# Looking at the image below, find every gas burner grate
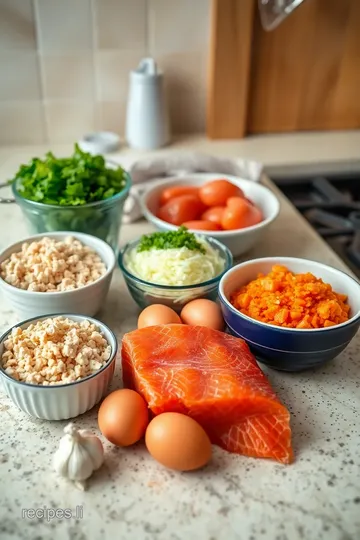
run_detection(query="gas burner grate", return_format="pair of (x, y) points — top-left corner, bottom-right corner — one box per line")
(270, 174), (360, 279)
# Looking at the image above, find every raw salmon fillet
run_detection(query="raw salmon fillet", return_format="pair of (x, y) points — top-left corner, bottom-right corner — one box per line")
(122, 325), (293, 464)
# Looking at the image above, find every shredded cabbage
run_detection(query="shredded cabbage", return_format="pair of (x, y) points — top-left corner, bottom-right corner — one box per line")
(125, 238), (225, 286)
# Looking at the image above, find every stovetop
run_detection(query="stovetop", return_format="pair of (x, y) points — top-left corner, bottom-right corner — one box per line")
(270, 171), (360, 279)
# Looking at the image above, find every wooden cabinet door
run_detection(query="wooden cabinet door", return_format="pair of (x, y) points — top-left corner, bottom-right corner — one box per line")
(207, 0), (255, 139)
(248, 0), (360, 133)
(207, 0), (360, 138)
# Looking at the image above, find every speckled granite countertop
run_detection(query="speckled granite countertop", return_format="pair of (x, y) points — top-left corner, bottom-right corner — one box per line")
(0, 140), (360, 540)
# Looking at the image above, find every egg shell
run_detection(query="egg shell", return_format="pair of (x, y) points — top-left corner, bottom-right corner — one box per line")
(138, 304), (182, 329)
(145, 412), (212, 471)
(98, 389), (149, 447)
(180, 299), (225, 331)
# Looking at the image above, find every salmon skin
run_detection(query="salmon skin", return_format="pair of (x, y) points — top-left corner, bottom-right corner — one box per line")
(122, 324), (293, 464)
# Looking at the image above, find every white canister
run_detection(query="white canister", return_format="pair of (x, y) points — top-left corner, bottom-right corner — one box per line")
(126, 58), (170, 150)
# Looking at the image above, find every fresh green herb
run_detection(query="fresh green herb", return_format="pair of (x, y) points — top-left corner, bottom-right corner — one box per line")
(137, 227), (206, 253)
(9, 143), (127, 206)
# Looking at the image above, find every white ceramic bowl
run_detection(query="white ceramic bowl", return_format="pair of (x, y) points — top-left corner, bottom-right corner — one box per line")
(0, 314), (117, 420)
(0, 231), (116, 319)
(140, 174), (280, 257)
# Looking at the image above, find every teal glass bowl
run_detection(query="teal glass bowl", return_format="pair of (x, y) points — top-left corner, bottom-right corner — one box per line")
(118, 236), (233, 312)
(12, 168), (131, 253)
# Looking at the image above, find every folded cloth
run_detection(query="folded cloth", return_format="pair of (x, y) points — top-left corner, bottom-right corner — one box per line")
(118, 152), (263, 223)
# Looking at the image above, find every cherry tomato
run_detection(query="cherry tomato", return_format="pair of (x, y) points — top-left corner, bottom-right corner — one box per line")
(226, 197), (250, 211)
(182, 220), (222, 231)
(244, 197), (255, 206)
(201, 206), (226, 226)
(221, 197), (263, 230)
(251, 205), (263, 223)
(229, 197), (262, 223)
(160, 186), (199, 206)
(157, 195), (205, 225)
(199, 179), (244, 207)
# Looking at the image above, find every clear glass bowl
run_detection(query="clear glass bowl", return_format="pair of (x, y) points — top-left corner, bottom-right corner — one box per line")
(118, 236), (233, 312)
(11, 172), (131, 253)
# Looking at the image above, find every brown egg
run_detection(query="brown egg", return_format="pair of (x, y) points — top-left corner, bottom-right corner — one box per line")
(138, 304), (182, 329)
(145, 412), (212, 471)
(98, 389), (149, 446)
(180, 299), (225, 331)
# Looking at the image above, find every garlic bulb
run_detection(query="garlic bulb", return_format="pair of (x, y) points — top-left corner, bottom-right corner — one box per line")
(53, 423), (104, 489)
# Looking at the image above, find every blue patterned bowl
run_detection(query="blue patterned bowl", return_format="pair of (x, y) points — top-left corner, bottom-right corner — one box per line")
(218, 257), (360, 371)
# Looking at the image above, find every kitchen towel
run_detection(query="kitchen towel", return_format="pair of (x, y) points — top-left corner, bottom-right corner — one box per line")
(117, 152), (263, 223)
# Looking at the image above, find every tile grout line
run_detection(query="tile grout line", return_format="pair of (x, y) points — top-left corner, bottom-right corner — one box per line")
(145, 0), (150, 55)
(89, 0), (99, 131)
(32, 0), (48, 144)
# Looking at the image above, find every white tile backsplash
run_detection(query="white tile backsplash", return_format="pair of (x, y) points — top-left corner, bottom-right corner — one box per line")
(95, 51), (145, 102)
(35, 0), (93, 52)
(148, 0), (210, 54)
(0, 0), (36, 50)
(0, 102), (46, 144)
(168, 90), (206, 133)
(41, 54), (94, 100)
(0, 52), (42, 101)
(157, 52), (207, 94)
(45, 101), (95, 143)
(0, 0), (210, 143)
(94, 0), (147, 50)
(96, 101), (127, 136)
(157, 52), (207, 133)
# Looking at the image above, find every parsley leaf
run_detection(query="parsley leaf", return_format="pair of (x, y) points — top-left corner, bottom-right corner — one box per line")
(9, 143), (126, 206)
(137, 227), (206, 253)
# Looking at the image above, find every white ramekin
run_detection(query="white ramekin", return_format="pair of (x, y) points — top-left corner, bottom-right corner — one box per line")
(0, 314), (117, 420)
(0, 231), (116, 319)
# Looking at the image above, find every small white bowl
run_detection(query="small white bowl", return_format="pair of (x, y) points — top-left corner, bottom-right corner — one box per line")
(0, 231), (116, 319)
(78, 131), (120, 154)
(0, 314), (117, 420)
(140, 174), (280, 257)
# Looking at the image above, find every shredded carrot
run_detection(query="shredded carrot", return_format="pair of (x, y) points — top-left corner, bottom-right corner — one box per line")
(231, 265), (350, 329)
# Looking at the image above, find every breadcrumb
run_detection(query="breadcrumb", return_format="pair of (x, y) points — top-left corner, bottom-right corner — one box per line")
(0, 236), (106, 292)
(1, 316), (111, 385)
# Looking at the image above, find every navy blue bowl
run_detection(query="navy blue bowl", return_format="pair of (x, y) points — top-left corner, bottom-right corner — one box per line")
(219, 257), (360, 371)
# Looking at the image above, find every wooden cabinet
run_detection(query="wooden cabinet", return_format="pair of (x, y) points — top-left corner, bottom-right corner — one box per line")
(207, 0), (360, 138)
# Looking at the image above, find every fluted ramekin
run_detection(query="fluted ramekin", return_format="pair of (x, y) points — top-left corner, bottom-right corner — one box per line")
(0, 314), (117, 420)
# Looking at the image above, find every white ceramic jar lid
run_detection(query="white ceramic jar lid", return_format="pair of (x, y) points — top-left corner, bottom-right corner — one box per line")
(130, 57), (163, 83)
(78, 132), (120, 154)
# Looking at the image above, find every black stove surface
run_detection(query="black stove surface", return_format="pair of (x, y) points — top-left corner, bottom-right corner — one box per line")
(270, 172), (360, 279)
